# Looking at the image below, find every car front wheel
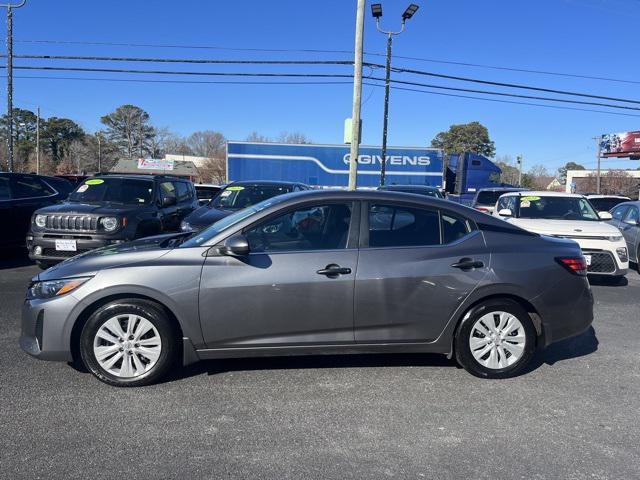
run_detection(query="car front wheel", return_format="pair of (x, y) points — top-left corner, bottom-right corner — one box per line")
(455, 299), (536, 379)
(79, 299), (178, 387)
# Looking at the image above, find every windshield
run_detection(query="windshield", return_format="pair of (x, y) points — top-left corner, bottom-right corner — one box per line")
(476, 190), (517, 206)
(211, 184), (295, 210)
(516, 195), (600, 221)
(182, 196), (284, 247)
(68, 178), (154, 205)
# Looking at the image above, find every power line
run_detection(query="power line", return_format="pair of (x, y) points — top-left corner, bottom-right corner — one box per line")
(373, 64), (640, 105)
(7, 54), (354, 66)
(8, 54), (640, 106)
(6, 72), (639, 118)
(15, 38), (640, 85)
(362, 83), (640, 118)
(4, 63), (640, 112)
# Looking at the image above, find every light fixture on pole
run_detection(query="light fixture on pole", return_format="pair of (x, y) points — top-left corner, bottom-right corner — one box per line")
(371, 3), (419, 186)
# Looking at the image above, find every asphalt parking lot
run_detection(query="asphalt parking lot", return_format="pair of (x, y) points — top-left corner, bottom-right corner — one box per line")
(0, 249), (639, 480)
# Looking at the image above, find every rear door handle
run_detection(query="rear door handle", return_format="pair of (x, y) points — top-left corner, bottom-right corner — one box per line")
(451, 258), (484, 270)
(317, 264), (352, 276)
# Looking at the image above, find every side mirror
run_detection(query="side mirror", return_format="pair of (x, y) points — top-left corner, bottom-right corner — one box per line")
(498, 208), (513, 217)
(220, 234), (250, 256)
(598, 211), (613, 220)
(162, 196), (177, 207)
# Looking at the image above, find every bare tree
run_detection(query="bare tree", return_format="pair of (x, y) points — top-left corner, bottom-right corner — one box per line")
(581, 170), (640, 197)
(245, 131), (271, 143)
(100, 105), (155, 158)
(187, 130), (226, 158)
(277, 131), (312, 144)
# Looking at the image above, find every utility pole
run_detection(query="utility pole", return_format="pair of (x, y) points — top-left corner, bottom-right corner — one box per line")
(138, 111), (144, 158)
(35, 106), (39, 174)
(1, 0), (26, 172)
(594, 136), (602, 194)
(516, 155), (523, 186)
(371, 3), (419, 186)
(347, 0), (366, 191)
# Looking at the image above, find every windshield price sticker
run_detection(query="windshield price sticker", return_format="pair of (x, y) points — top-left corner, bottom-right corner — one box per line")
(220, 191), (233, 198)
(226, 186), (245, 191)
(85, 179), (104, 185)
(77, 184), (89, 193)
(520, 196), (540, 202)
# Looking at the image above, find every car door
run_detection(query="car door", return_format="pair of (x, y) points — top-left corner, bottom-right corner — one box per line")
(354, 202), (490, 343)
(609, 205), (629, 230)
(199, 201), (359, 348)
(158, 181), (180, 231)
(620, 206), (640, 262)
(0, 175), (16, 248)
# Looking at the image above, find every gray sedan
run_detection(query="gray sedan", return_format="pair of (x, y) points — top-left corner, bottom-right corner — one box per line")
(20, 190), (593, 387)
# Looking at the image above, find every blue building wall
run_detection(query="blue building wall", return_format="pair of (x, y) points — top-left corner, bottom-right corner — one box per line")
(227, 142), (444, 188)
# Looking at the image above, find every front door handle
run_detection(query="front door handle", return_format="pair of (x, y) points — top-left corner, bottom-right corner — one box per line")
(317, 264), (352, 276)
(451, 258), (484, 270)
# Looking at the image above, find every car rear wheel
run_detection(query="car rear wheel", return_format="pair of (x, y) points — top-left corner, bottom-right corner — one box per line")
(79, 300), (178, 387)
(455, 299), (536, 379)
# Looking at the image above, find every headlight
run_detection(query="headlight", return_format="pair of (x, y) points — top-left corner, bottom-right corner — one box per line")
(181, 220), (192, 232)
(100, 217), (119, 232)
(607, 235), (623, 242)
(27, 277), (91, 300)
(35, 214), (47, 228)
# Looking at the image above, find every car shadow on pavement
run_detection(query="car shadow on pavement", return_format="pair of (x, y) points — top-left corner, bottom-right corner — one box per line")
(524, 326), (599, 373)
(169, 352), (458, 382)
(0, 248), (34, 270)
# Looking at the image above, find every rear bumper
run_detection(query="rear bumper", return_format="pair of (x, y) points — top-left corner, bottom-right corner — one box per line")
(538, 278), (594, 347)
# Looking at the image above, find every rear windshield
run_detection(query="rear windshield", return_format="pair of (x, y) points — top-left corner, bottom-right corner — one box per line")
(588, 197), (628, 212)
(475, 190), (514, 206)
(211, 184), (295, 210)
(68, 178), (154, 205)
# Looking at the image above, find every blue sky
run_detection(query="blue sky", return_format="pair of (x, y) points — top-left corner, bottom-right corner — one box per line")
(2, 0), (640, 174)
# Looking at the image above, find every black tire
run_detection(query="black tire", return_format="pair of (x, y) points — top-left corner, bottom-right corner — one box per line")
(79, 299), (179, 387)
(454, 299), (536, 379)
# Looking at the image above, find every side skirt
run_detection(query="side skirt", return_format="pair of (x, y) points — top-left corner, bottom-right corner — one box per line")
(195, 342), (451, 361)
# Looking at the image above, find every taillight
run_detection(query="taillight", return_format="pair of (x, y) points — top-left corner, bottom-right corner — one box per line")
(556, 257), (588, 276)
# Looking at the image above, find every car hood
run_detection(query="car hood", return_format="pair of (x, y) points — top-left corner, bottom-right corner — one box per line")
(508, 218), (621, 237)
(35, 201), (146, 216)
(184, 205), (235, 229)
(35, 232), (188, 281)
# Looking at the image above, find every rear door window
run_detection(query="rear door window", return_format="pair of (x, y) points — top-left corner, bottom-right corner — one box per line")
(441, 212), (471, 244)
(623, 207), (639, 224)
(611, 205), (629, 221)
(160, 182), (177, 201)
(368, 204), (440, 247)
(176, 182), (190, 202)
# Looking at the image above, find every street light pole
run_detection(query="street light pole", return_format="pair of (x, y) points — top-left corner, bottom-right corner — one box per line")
(371, 3), (419, 186)
(348, 0), (366, 191)
(594, 136), (602, 194)
(35, 106), (39, 174)
(1, 0), (26, 172)
(516, 155), (523, 186)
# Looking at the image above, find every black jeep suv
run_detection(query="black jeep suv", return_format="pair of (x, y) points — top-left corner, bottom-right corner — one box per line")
(27, 174), (198, 269)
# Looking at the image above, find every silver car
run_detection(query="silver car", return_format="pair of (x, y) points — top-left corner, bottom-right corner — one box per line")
(21, 190), (594, 387)
(609, 201), (640, 266)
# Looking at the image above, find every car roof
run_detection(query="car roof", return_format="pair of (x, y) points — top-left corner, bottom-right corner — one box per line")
(93, 173), (186, 181)
(380, 184), (439, 190)
(476, 187), (527, 193)
(500, 190), (583, 198)
(227, 180), (306, 187)
(616, 200), (640, 207)
(585, 194), (630, 199)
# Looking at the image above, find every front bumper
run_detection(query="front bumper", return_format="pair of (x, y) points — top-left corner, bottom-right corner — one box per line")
(27, 232), (128, 263)
(567, 237), (629, 276)
(20, 293), (82, 362)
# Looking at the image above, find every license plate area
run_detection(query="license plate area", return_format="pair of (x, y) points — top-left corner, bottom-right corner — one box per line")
(55, 239), (77, 252)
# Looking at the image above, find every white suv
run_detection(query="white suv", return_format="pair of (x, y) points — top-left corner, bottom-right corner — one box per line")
(493, 191), (628, 278)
